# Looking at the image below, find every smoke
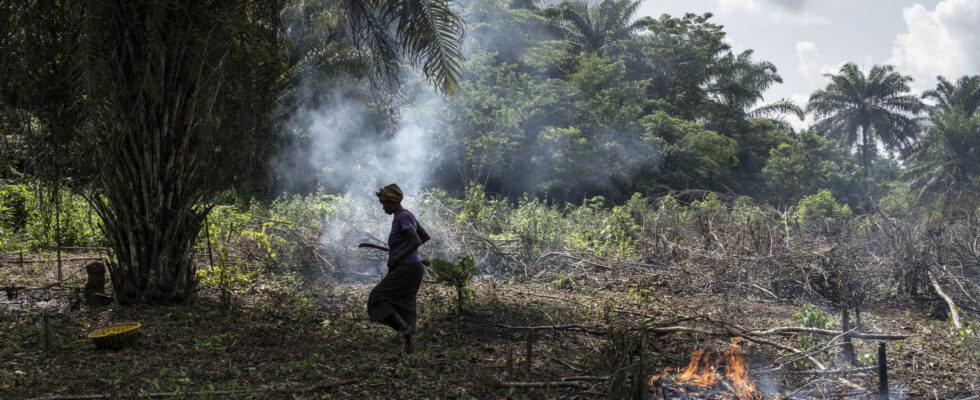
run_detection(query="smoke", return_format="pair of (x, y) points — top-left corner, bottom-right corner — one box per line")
(275, 76), (450, 274)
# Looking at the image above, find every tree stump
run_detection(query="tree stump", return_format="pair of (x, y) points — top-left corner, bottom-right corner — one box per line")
(84, 262), (111, 306)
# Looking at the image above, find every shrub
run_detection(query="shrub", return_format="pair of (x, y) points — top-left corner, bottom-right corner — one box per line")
(432, 253), (480, 315)
(792, 189), (852, 234)
(792, 302), (831, 350)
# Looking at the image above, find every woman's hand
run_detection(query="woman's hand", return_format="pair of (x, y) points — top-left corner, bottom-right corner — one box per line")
(387, 257), (398, 268)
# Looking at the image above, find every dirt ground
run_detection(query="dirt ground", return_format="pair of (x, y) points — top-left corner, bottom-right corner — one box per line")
(1, 256), (978, 399)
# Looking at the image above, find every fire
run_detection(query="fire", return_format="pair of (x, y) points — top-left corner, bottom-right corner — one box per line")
(649, 338), (761, 399)
(724, 339), (756, 398)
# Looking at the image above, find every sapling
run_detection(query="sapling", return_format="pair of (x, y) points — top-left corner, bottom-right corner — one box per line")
(431, 253), (479, 315)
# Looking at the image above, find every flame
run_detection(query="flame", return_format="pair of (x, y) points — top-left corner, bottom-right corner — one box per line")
(649, 338), (761, 398)
(724, 339), (756, 397)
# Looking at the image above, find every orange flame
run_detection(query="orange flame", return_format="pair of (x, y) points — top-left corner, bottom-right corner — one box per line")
(724, 338), (756, 397)
(649, 338), (760, 398)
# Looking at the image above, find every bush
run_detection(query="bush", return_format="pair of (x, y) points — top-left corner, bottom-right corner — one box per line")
(791, 189), (852, 234)
(0, 183), (103, 250)
(432, 253), (480, 315)
(792, 302), (831, 350)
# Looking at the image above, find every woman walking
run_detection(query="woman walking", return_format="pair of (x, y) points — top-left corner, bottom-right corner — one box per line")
(367, 184), (429, 353)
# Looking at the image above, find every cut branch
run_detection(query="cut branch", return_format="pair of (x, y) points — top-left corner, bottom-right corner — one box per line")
(929, 270), (963, 330)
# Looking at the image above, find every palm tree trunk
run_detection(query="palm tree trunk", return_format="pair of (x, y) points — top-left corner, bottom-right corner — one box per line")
(861, 125), (872, 179)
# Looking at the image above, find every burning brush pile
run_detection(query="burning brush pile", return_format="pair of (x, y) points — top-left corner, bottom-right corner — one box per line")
(648, 339), (863, 400)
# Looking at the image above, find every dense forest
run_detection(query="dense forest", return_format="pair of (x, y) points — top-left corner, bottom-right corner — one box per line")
(1, 0), (979, 399)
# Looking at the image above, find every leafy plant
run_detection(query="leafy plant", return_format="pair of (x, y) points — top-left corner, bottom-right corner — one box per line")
(791, 189), (852, 234)
(432, 253), (480, 315)
(792, 302), (831, 350)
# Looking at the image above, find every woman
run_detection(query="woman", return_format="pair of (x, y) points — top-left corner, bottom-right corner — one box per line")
(367, 183), (429, 353)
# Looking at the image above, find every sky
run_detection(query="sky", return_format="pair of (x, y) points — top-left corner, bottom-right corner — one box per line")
(635, 0), (980, 128)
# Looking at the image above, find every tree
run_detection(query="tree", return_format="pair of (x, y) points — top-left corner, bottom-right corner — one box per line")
(922, 75), (980, 117)
(549, 0), (644, 56)
(709, 50), (796, 118)
(807, 63), (924, 178)
(763, 130), (857, 207)
(905, 76), (980, 198)
(1, 0), (465, 304)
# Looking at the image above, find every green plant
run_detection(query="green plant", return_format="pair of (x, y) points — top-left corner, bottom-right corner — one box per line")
(432, 253), (480, 315)
(792, 302), (831, 350)
(791, 189), (852, 234)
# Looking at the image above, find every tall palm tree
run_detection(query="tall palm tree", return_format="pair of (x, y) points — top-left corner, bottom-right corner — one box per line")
(906, 75), (980, 197)
(550, 0), (645, 55)
(807, 63), (924, 177)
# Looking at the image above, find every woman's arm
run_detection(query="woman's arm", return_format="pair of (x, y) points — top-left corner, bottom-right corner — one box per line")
(388, 228), (423, 267)
(417, 224), (430, 245)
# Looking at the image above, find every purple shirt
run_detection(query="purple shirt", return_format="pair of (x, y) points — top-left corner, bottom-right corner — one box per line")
(388, 209), (421, 265)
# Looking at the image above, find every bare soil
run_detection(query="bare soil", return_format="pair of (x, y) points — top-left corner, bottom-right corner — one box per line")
(1, 256), (978, 399)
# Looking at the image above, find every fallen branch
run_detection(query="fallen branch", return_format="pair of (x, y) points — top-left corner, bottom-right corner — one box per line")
(1, 256), (105, 264)
(499, 381), (591, 388)
(743, 327), (907, 340)
(788, 366), (877, 375)
(929, 270), (963, 330)
(495, 324), (606, 335)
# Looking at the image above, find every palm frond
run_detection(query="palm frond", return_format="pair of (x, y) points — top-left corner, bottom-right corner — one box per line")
(380, 0), (466, 94)
(749, 98), (804, 120)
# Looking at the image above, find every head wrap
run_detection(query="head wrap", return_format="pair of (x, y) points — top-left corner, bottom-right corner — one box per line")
(376, 183), (404, 203)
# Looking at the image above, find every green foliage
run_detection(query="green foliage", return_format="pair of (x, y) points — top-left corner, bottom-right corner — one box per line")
(791, 189), (852, 233)
(424, 2), (809, 203)
(791, 302), (831, 350)
(432, 253), (480, 315)
(763, 130), (857, 207)
(431, 185), (643, 258)
(905, 102), (980, 198)
(0, 183), (103, 251)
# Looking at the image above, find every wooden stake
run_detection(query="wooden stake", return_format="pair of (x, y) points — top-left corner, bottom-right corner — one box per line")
(841, 308), (857, 365)
(56, 190), (62, 284)
(506, 343), (515, 379)
(877, 342), (889, 400)
(43, 310), (51, 352)
(525, 331), (533, 381)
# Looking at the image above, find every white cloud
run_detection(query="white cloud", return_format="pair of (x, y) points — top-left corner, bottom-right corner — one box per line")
(889, 0), (980, 91)
(795, 41), (818, 76)
(794, 41), (846, 84)
(717, 0), (828, 26)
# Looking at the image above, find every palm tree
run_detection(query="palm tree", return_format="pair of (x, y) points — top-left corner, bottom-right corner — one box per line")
(906, 75), (980, 197)
(550, 0), (645, 55)
(807, 63), (924, 177)
(709, 49), (804, 122)
(284, 0), (465, 94)
(922, 75), (980, 116)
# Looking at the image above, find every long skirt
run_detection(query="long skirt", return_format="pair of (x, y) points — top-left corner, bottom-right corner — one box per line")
(367, 262), (424, 331)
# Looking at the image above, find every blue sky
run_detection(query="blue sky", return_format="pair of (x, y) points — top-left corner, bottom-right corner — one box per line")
(636, 0), (980, 128)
